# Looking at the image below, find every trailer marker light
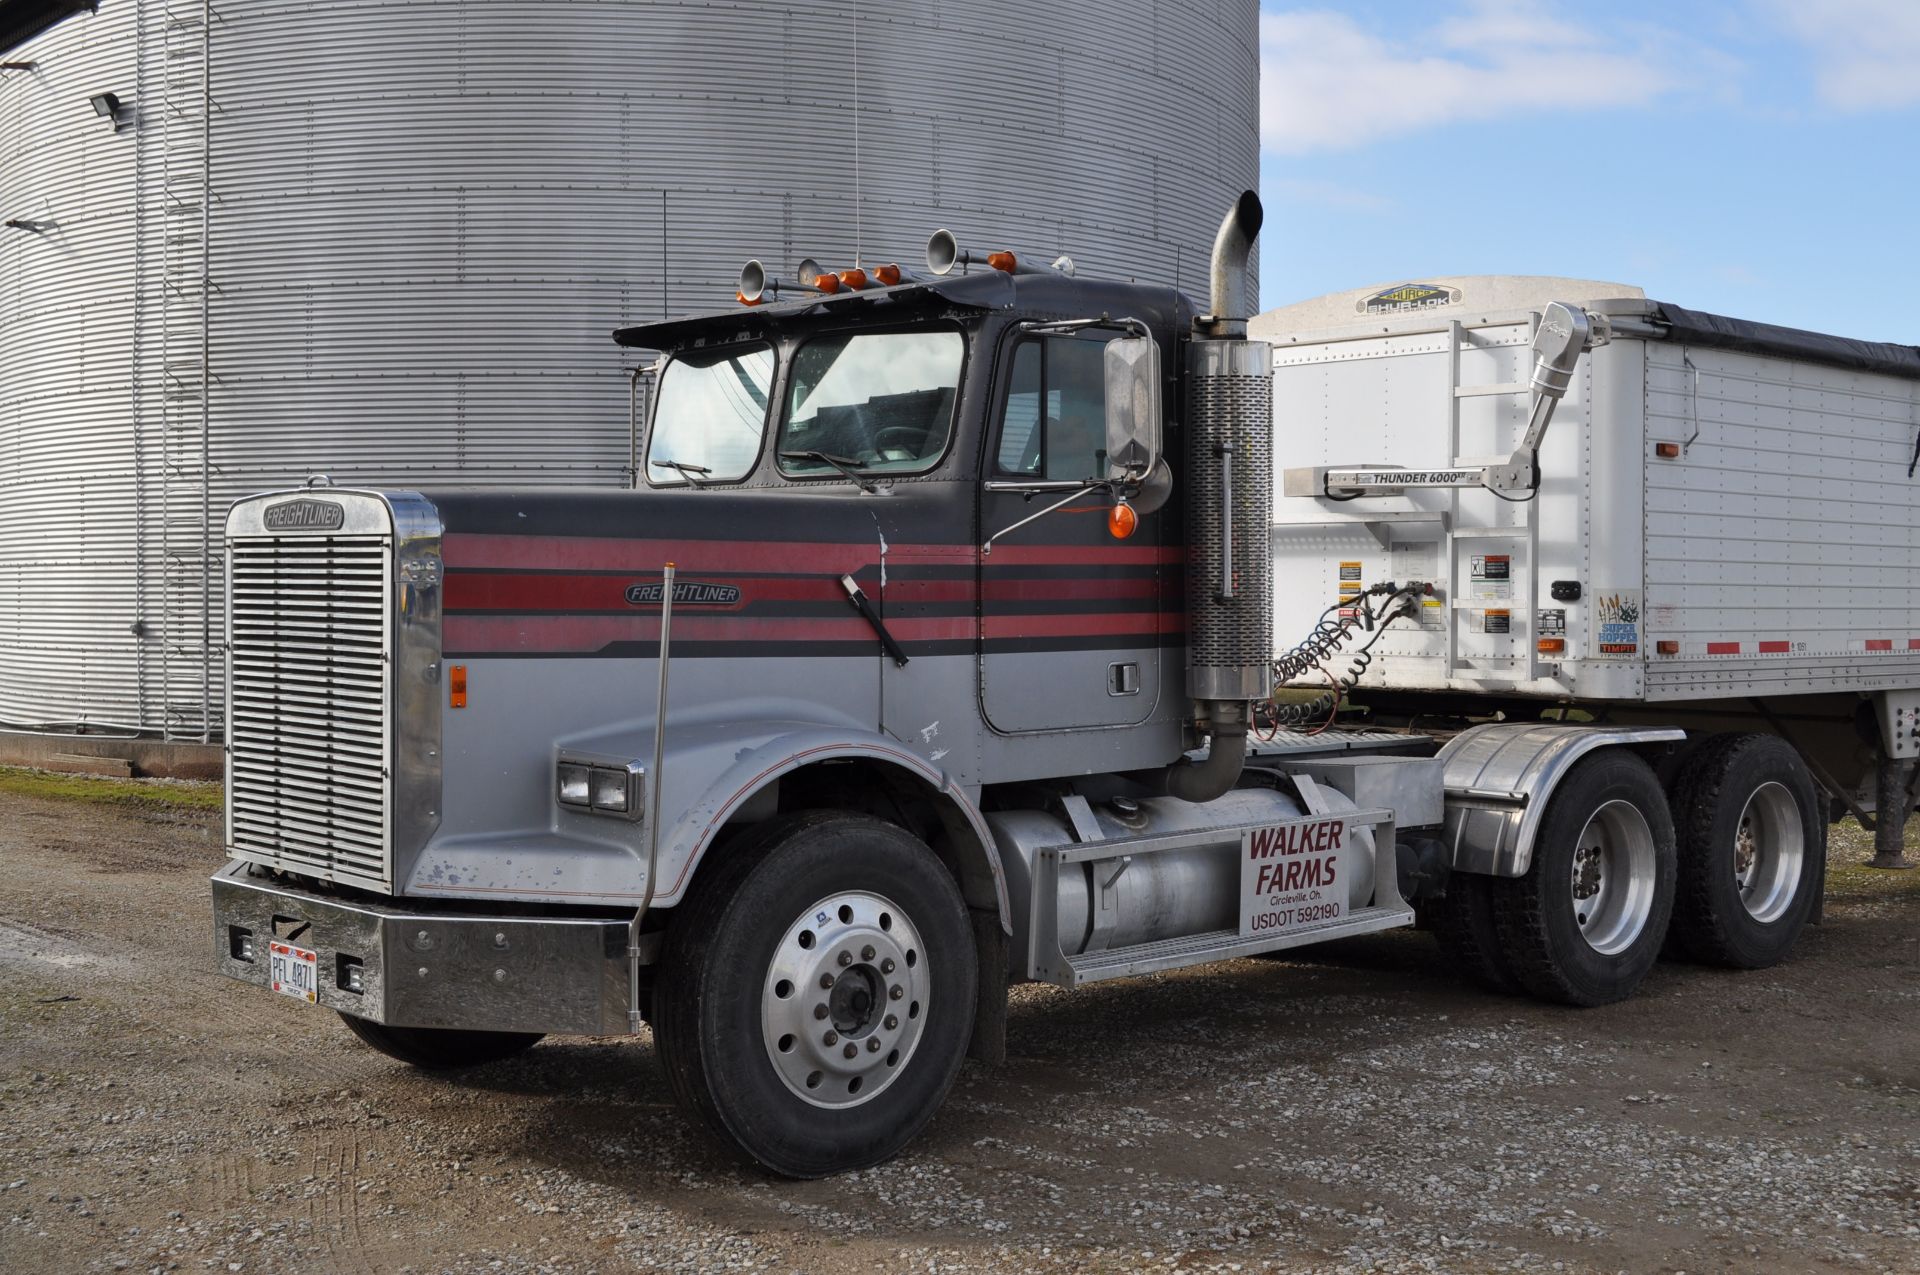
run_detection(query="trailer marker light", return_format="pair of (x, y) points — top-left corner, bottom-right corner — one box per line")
(1654, 442), (1681, 459)
(1536, 637), (1565, 655)
(1656, 641), (1680, 655)
(449, 664), (468, 709)
(1107, 501), (1138, 540)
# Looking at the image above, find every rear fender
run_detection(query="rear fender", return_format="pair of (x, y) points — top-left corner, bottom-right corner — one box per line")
(1439, 724), (1685, 877)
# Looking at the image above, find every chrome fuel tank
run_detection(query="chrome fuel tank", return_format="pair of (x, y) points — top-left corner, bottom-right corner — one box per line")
(989, 786), (1377, 974)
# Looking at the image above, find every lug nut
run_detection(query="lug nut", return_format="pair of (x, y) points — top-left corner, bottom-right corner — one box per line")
(861, 945), (876, 961)
(837, 951), (853, 967)
(813, 1004), (829, 1020)
(884, 1014), (898, 1030)
(880, 958), (895, 974)
(866, 1037), (881, 1052)
(889, 984), (903, 1001)
(819, 973), (834, 989)
(823, 1031), (839, 1046)
(843, 1043), (858, 1060)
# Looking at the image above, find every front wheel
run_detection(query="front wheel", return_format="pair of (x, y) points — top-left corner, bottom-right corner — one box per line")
(1490, 750), (1677, 1006)
(338, 1014), (543, 1069)
(652, 811), (977, 1178)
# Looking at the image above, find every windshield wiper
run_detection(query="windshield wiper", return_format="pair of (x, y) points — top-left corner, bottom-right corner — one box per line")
(655, 458), (714, 488)
(779, 450), (880, 493)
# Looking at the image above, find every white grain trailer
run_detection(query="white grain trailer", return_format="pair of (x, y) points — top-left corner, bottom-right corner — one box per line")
(1258, 277), (1920, 868)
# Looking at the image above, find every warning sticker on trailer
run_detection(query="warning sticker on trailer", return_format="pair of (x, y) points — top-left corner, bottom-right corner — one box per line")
(1241, 816), (1347, 938)
(1338, 561), (1364, 616)
(1470, 554), (1512, 600)
(1537, 608), (1566, 635)
(1595, 589), (1641, 656)
(1483, 609), (1512, 635)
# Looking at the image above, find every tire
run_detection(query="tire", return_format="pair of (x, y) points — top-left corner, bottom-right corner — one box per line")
(338, 1014), (543, 1069)
(1489, 751), (1677, 1007)
(1666, 733), (1822, 969)
(1427, 872), (1523, 995)
(652, 811), (977, 1178)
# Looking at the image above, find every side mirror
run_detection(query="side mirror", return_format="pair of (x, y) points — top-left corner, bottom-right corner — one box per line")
(1103, 335), (1162, 484)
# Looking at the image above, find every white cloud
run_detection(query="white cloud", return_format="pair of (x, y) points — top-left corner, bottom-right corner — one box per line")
(1261, 1), (1709, 154)
(1767, 0), (1920, 110)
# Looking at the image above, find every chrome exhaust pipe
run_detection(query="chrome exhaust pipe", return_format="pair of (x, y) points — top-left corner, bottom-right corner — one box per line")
(1203, 189), (1264, 339)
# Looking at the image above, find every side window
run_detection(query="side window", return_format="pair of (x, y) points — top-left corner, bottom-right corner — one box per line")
(995, 335), (1109, 481)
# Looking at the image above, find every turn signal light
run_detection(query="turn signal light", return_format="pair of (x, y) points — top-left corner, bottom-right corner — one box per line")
(1536, 638), (1565, 655)
(986, 250), (1017, 274)
(1654, 442), (1681, 459)
(449, 664), (468, 709)
(1108, 501), (1138, 540)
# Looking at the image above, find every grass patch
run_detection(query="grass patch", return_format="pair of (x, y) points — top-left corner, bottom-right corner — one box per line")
(1826, 815), (1920, 904)
(0, 765), (222, 812)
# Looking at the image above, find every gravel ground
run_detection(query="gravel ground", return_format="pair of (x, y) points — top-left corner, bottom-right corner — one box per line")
(1, 778), (1917, 1274)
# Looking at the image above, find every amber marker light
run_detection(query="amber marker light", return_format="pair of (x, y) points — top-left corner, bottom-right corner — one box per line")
(736, 291), (764, 307)
(449, 664), (468, 709)
(1656, 640), (1681, 655)
(1108, 501), (1138, 540)
(873, 263), (903, 285)
(986, 250), (1017, 274)
(1654, 442), (1681, 458)
(813, 272), (842, 293)
(837, 268), (869, 290)
(1536, 638), (1566, 655)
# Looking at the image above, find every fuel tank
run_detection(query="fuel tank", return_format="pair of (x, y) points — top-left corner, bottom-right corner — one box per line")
(988, 785), (1377, 971)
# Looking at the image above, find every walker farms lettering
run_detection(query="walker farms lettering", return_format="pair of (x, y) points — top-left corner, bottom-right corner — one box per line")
(1239, 817), (1346, 938)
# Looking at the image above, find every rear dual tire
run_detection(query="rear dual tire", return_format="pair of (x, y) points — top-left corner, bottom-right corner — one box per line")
(1485, 751), (1678, 1007)
(1665, 733), (1822, 969)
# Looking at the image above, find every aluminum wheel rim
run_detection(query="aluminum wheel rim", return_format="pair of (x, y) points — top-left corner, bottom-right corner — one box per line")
(1569, 799), (1657, 956)
(761, 890), (928, 1109)
(1733, 781), (1804, 923)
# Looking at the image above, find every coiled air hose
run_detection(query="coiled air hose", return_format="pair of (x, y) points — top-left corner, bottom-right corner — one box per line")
(1257, 582), (1428, 733)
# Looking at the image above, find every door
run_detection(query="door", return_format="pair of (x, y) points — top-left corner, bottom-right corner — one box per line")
(978, 331), (1170, 732)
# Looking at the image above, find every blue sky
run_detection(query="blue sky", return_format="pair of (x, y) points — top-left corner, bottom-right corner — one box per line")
(1255, 0), (1920, 341)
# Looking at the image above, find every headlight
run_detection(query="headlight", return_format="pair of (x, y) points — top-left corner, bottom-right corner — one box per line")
(556, 755), (646, 821)
(590, 768), (630, 812)
(557, 762), (592, 806)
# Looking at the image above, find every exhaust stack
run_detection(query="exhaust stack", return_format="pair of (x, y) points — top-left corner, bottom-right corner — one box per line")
(1169, 190), (1273, 800)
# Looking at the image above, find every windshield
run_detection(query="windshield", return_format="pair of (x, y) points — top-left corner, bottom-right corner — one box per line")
(646, 343), (774, 485)
(777, 329), (964, 477)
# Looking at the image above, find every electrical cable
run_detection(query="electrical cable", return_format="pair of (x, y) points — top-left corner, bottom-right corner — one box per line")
(1257, 580), (1425, 732)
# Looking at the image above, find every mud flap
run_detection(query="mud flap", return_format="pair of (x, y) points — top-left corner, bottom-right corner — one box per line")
(968, 908), (1007, 1066)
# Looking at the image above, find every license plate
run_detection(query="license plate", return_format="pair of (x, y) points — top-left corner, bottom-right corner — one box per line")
(269, 941), (319, 1004)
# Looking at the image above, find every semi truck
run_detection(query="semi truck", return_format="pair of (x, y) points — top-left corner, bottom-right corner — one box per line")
(211, 192), (1920, 1177)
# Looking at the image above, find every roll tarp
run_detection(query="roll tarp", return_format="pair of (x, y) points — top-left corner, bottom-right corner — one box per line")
(1649, 302), (1920, 381)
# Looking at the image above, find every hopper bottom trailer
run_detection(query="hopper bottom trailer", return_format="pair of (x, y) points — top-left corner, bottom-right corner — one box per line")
(209, 196), (1912, 1175)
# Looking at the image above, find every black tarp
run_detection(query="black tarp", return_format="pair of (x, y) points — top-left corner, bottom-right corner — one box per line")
(1650, 302), (1920, 382)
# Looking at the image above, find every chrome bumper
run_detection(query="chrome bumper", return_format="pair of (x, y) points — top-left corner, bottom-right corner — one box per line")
(210, 860), (633, 1035)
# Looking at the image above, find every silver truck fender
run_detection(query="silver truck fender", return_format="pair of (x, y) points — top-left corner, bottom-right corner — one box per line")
(650, 723), (1011, 933)
(1438, 723), (1685, 877)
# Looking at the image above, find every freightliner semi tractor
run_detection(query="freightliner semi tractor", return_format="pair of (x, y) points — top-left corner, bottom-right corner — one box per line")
(212, 192), (1896, 1176)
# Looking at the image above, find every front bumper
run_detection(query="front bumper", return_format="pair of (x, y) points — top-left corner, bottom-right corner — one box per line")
(211, 860), (633, 1035)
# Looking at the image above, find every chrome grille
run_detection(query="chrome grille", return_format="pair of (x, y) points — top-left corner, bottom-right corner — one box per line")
(227, 535), (393, 891)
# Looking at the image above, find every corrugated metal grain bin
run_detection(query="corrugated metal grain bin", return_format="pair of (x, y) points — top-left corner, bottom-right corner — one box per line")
(0, 0), (1259, 739)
